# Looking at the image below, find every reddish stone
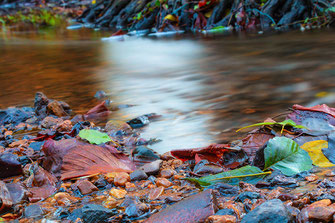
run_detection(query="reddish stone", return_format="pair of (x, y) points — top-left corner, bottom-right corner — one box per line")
(76, 180), (98, 195)
(156, 178), (173, 188)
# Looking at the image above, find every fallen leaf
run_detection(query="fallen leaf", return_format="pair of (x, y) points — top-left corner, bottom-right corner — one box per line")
(186, 165), (270, 186)
(79, 129), (112, 145)
(292, 104), (335, 118)
(301, 140), (335, 168)
(164, 14), (177, 22)
(264, 137), (313, 176)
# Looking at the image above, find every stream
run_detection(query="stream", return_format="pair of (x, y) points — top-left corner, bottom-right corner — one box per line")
(1, 28), (335, 153)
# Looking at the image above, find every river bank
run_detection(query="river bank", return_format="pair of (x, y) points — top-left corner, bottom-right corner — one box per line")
(1, 93), (335, 222)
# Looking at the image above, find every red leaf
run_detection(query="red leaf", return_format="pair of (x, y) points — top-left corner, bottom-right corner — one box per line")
(171, 144), (230, 164)
(42, 138), (135, 180)
(292, 104), (335, 118)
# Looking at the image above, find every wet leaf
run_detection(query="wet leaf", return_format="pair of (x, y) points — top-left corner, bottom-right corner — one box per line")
(236, 119), (306, 133)
(301, 140), (335, 168)
(186, 165), (270, 186)
(79, 129), (112, 145)
(264, 137), (313, 176)
(164, 14), (177, 22)
(292, 104), (335, 118)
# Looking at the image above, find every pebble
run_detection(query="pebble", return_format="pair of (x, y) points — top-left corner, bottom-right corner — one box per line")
(114, 172), (130, 187)
(206, 215), (237, 223)
(109, 188), (127, 199)
(160, 168), (175, 178)
(305, 174), (318, 182)
(140, 160), (162, 175)
(156, 178), (173, 188)
(103, 196), (118, 209)
(130, 169), (148, 181)
(24, 204), (44, 218)
(76, 180), (99, 195)
(148, 186), (164, 200)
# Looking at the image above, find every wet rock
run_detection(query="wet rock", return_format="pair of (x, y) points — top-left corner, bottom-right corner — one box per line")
(0, 153), (23, 178)
(235, 191), (261, 203)
(156, 178), (173, 188)
(160, 168), (175, 178)
(47, 100), (69, 117)
(125, 182), (136, 191)
(109, 188), (127, 199)
(0, 181), (13, 213)
(114, 172), (130, 187)
(146, 189), (218, 223)
(132, 146), (160, 163)
(206, 215), (237, 223)
(139, 159), (162, 175)
(269, 174), (298, 187)
(56, 120), (72, 132)
(319, 179), (335, 188)
(206, 183), (239, 197)
(94, 176), (108, 189)
(298, 200), (335, 222)
(34, 92), (70, 119)
(127, 115), (150, 128)
(105, 120), (132, 136)
(241, 199), (292, 223)
(76, 180), (99, 195)
(24, 204), (44, 219)
(41, 116), (62, 129)
(305, 174), (318, 182)
(125, 202), (150, 217)
(194, 165), (224, 175)
(72, 204), (117, 223)
(0, 107), (34, 126)
(54, 207), (70, 220)
(29, 141), (45, 152)
(54, 192), (79, 206)
(103, 196), (118, 209)
(6, 183), (27, 204)
(215, 208), (236, 216)
(130, 169), (148, 181)
(94, 90), (107, 99)
(148, 186), (164, 200)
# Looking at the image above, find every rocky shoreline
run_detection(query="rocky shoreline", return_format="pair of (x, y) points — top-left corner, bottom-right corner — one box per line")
(1, 92), (335, 222)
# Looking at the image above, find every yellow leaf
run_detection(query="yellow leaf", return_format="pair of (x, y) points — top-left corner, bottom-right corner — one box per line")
(92, 0), (96, 4)
(205, 10), (213, 18)
(301, 140), (335, 168)
(164, 14), (177, 22)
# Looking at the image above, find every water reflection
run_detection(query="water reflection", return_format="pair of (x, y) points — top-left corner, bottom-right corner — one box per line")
(0, 29), (335, 153)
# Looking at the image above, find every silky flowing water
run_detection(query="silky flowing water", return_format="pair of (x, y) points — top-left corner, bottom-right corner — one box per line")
(1, 28), (335, 153)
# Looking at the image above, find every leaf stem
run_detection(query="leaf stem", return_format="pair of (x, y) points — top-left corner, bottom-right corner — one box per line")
(209, 171), (272, 181)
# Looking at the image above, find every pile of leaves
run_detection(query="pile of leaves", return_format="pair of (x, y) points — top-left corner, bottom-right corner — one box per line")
(168, 104), (335, 187)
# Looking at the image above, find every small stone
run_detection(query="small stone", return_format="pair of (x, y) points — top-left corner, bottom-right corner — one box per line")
(24, 204), (44, 218)
(241, 199), (292, 223)
(156, 178), (172, 188)
(103, 196), (118, 209)
(160, 151), (175, 160)
(310, 199), (331, 207)
(160, 169), (175, 178)
(109, 188), (127, 199)
(72, 204), (117, 223)
(47, 101), (69, 117)
(114, 172), (130, 187)
(171, 159), (183, 167)
(125, 182), (136, 191)
(148, 186), (164, 200)
(56, 120), (72, 132)
(105, 120), (132, 135)
(54, 192), (79, 206)
(206, 215), (237, 223)
(140, 160), (162, 175)
(76, 180), (99, 195)
(305, 174), (318, 182)
(130, 169), (148, 181)
(41, 116), (62, 129)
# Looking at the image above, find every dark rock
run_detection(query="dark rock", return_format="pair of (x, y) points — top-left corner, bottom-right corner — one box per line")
(139, 160), (162, 175)
(94, 90), (107, 99)
(132, 146), (160, 163)
(194, 165), (224, 175)
(215, 208), (236, 216)
(241, 199), (292, 223)
(235, 192), (261, 203)
(29, 141), (45, 152)
(24, 204), (44, 219)
(267, 173), (298, 187)
(130, 169), (148, 181)
(205, 183), (239, 197)
(94, 177), (108, 189)
(71, 204), (117, 223)
(127, 115), (150, 128)
(0, 107), (34, 126)
(0, 153), (23, 178)
(54, 207), (70, 220)
(146, 189), (218, 223)
(319, 179), (335, 188)
(18, 156), (31, 167)
(6, 183), (27, 204)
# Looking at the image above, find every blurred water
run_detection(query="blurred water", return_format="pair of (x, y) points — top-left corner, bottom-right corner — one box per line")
(1, 28), (335, 153)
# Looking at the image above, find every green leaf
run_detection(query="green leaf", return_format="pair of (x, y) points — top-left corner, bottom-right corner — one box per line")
(186, 165), (271, 187)
(264, 137), (313, 176)
(326, 7), (335, 13)
(79, 129), (112, 145)
(194, 5), (199, 10)
(236, 119), (307, 133)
